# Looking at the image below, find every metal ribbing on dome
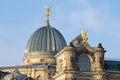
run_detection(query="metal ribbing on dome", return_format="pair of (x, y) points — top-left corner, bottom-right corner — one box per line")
(25, 25), (67, 55)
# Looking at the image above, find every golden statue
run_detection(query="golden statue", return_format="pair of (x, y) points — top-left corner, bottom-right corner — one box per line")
(81, 29), (88, 43)
(44, 5), (51, 17)
(44, 5), (51, 25)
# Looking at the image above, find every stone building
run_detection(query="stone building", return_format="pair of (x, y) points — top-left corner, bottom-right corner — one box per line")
(0, 6), (120, 80)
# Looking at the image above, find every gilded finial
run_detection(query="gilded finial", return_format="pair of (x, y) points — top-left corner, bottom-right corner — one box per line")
(81, 29), (88, 43)
(44, 5), (51, 25)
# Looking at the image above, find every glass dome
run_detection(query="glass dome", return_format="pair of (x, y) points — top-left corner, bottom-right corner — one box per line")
(25, 25), (67, 56)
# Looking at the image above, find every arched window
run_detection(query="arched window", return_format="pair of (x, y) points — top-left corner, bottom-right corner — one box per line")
(37, 75), (42, 80)
(78, 55), (91, 72)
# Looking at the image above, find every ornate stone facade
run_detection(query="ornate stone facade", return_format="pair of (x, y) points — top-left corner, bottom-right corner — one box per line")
(1, 40), (120, 80)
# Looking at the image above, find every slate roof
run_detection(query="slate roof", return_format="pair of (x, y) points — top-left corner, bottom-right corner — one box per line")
(104, 60), (120, 71)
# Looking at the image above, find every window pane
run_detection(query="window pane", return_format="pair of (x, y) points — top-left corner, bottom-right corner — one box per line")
(78, 55), (91, 72)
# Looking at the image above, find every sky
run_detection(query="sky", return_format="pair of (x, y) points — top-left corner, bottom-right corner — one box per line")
(0, 0), (120, 66)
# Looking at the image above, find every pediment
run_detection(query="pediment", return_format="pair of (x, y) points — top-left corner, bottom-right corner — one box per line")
(74, 43), (95, 63)
(76, 43), (94, 53)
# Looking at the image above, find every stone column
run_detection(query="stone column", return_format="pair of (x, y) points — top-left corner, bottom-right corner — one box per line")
(66, 47), (76, 70)
(94, 48), (105, 71)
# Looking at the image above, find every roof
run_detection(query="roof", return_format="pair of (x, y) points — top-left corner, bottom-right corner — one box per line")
(71, 34), (82, 47)
(25, 25), (67, 56)
(104, 60), (120, 71)
(0, 64), (56, 70)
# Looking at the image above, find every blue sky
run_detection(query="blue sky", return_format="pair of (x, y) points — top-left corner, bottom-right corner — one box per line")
(0, 0), (120, 66)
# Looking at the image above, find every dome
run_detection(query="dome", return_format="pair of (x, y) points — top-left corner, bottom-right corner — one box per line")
(3, 69), (26, 80)
(23, 6), (67, 65)
(25, 25), (67, 56)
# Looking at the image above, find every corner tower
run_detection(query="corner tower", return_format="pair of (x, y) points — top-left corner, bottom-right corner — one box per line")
(23, 6), (67, 65)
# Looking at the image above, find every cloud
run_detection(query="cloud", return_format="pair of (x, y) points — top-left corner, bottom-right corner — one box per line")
(67, 0), (107, 32)
(69, 9), (103, 28)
